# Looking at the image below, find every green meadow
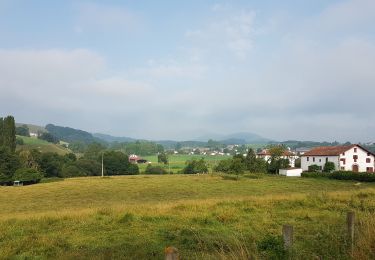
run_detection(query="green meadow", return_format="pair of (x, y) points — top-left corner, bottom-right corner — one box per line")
(16, 135), (70, 155)
(0, 174), (374, 259)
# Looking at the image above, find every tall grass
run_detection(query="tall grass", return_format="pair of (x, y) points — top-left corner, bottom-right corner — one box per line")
(0, 175), (374, 259)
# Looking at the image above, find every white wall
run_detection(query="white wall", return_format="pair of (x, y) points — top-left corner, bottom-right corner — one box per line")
(279, 168), (302, 177)
(301, 156), (339, 171)
(339, 146), (375, 172)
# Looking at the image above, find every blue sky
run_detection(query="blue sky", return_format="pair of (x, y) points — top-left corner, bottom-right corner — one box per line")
(0, 0), (374, 142)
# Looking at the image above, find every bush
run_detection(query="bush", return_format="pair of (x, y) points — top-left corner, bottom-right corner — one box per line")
(329, 171), (375, 182)
(61, 164), (86, 178)
(13, 168), (43, 184)
(323, 162), (335, 172)
(182, 158), (208, 174)
(145, 164), (167, 174)
(126, 164), (140, 175)
(16, 137), (24, 145)
(302, 172), (330, 178)
(308, 164), (321, 172)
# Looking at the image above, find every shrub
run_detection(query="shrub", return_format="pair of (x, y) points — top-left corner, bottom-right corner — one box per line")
(323, 162), (335, 172)
(126, 164), (140, 175)
(145, 164), (167, 175)
(182, 158), (208, 174)
(301, 172), (330, 178)
(61, 164), (86, 178)
(13, 168), (43, 184)
(329, 171), (375, 182)
(308, 164), (321, 172)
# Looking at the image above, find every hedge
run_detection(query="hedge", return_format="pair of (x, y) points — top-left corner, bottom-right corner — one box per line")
(302, 171), (375, 182)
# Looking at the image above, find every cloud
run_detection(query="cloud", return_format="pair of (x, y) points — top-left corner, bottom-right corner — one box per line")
(185, 6), (256, 60)
(75, 3), (141, 32)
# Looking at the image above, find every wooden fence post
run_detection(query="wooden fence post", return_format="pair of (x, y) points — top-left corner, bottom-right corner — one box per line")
(347, 211), (355, 253)
(165, 246), (179, 260)
(282, 225), (294, 249)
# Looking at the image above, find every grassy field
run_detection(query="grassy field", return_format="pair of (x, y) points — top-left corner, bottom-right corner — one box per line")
(0, 174), (374, 259)
(140, 154), (231, 173)
(16, 135), (70, 155)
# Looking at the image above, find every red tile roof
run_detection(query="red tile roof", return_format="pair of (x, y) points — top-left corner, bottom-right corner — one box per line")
(302, 145), (357, 156)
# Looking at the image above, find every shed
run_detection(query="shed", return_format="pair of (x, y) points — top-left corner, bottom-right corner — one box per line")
(279, 168), (302, 177)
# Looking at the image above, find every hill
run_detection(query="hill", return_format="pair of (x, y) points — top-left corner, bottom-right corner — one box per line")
(16, 135), (70, 155)
(15, 123), (46, 134)
(45, 124), (102, 144)
(93, 133), (135, 143)
(196, 132), (273, 144)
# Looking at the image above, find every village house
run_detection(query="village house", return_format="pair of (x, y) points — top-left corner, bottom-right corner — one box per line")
(301, 144), (375, 172)
(257, 149), (299, 168)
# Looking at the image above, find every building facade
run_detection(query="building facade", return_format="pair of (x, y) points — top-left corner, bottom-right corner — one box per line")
(301, 145), (375, 172)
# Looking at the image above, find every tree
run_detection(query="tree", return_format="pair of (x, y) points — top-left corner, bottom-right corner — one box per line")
(13, 168), (43, 183)
(323, 162), (335, 173)
(103, 151), (139, 175)
(18, 149), (41, 170)
(83, 142), (106, 160)
(145, 164), (167, 174)
(182, 158), (208, 174)
(0, 147), (21, 183)
(0, 117), (3, 146)
(3, 116), (16, 152)
(308, 164), (321, 172)
(16, 124), (30, 137)
(38, 152), (64, 177)
(38, 132), (59, 143)
(158, 152), (168, 165)
(267, 146), (289, 174)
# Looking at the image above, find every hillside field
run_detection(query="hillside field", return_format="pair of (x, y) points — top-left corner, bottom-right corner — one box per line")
(16, 135), (70, 155)
(140, 154), (231, 173)
(0, 174), (374, 259)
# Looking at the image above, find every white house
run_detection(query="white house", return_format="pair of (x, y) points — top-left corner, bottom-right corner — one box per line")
(257, 149), (299, 167)
(301, 144), (375, 172)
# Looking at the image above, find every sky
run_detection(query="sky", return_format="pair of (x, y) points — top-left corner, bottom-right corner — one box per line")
(0, 0), (374, 142)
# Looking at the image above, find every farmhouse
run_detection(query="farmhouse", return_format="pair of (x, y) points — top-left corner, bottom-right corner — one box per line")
(257, 149), (299, 167)
(301, 144), (375, 172)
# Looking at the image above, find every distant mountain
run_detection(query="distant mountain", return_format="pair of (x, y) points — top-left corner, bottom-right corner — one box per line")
(93, 133), (135, 143)
(196, 132), (272, 144)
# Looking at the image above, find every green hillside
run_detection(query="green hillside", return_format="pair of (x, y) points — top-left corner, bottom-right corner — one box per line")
(16, 135), (70, 155)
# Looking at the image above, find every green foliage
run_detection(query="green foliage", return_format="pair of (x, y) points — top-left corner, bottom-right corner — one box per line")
(15, 137), (24, 145)
(83, 142), (106, 160)
(45, 124), (98, 144)
(3, 116), (16, 152)
(13, 168), (43, 183)
(301, 172), (329, 178)
(329, 171), (375, 182)
(38, 152), (64, 177)
(245, 148), (267, 173)
(103, 151), (139, 175)
(0, 147), (21, 183)
(323, 162), (335, 172)
(61, 164), (86, 178)
(74, 159), (101, 176)
(15, 124), (30, 137)
(182, 158), (208, 174)
(111, 141), (164, 156)
(157, 152), (168, 165)
(38, 132), (59, 143)
(0, 117), (3, 146)
(308, 164), (321, 172)
(68, 141), (87, 153)
(18, 149), (41, 170)
(258, 235), (287, 259)
(145, 164), (167, 174)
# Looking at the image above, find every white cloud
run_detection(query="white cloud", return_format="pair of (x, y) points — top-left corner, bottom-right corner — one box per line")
(75, 3), (141, 32)
(185, 7), (256, 60)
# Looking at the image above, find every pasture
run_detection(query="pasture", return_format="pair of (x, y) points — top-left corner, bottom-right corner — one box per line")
(0, 174), (374, 259)
(140, 154), (231, 173)
(16, 135), (70, 155)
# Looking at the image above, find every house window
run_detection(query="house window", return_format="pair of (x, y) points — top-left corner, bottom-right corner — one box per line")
(367, 152), (371, 156)
(342, 152), (345, 156)
(367, 167), (374, 173)
(319, 159), (321, 162)
(307, 157), (309, 162)
(341, 167), (345, 170)
(366, 158), (371, 163)
(354, 148), (357, 153)
(353, 155), (358, 162)
(326, 157), (328, 163)
(313, 157), (315, 162)
(340, 158), (346, 165)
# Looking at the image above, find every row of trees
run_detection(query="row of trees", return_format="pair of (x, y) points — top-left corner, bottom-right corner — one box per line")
(214, 147), (289, 175)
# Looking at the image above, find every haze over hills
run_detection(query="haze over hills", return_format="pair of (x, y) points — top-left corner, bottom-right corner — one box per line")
(195, 132), (273, 144)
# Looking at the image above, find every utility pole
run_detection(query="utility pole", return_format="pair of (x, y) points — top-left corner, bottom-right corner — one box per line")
(101, 152), (104, 178)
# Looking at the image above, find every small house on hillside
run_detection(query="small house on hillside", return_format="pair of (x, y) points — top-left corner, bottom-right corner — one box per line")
(301, 144), (375, 172)
(257, 149), (299, 167)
